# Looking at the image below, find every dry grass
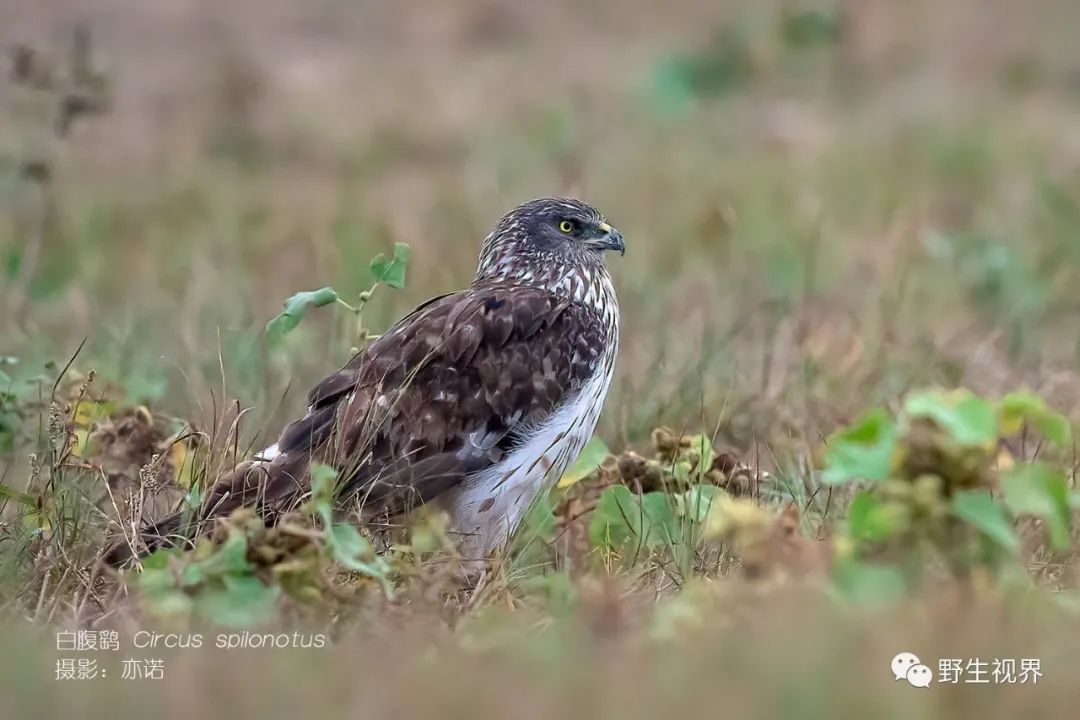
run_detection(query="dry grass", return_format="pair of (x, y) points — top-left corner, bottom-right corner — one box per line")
(3, 0), (1080, 716)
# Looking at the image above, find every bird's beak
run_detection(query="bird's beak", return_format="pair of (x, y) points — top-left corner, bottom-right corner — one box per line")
(591, 221), (625, 256)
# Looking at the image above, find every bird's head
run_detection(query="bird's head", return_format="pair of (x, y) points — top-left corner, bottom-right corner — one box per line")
(475, 197), (625, 285)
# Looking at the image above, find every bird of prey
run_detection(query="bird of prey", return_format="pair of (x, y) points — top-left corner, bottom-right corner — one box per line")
(107, 197), (623, 567)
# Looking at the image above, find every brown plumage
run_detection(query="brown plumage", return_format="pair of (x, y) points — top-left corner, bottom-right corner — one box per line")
(107, 197), (623, 566)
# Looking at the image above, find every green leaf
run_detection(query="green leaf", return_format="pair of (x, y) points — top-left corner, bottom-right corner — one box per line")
(369, 242), (411, 289)
(307, 462), (338, 522)
(198, 531), (253, 577)
(588, 485), (637, 548)
(639, 493), (680, 546)
(904, 389), (997, 446)
(309, 462), (339, 498)
(195, 575), (280, 627)
(516, 572), (577, 615)
(180, 561), (206, 587)
(509, 493), (557, 567)
(557, 436), (610, 488)
(1001, 463), (1072, 550)
(678, 434), (714, 477)
(846, 491), (901, 543)
(137, 554), (195, 619)
(950, 490), (1019, 552)
(141, 588), (194, 618)
(139, 548), (173, 572)
(588, 485), (678, 550)
(325, 521), (393, 594)
(265, 286), (339, 339)
(999, 392), (1071, 445)
(830, 559), (908, 606)
(677, 484), (723, 525)
(326, 523), (374, 568)
(137, 565), (177, 596)
(822, 408), (897, 484)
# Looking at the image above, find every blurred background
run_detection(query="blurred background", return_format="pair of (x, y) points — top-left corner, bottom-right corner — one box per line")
(5, 2), (1080, 717)
(5, 0), (1080, 453)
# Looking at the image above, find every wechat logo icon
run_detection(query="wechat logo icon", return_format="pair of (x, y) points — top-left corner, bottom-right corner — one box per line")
(892, 652), (933, 688)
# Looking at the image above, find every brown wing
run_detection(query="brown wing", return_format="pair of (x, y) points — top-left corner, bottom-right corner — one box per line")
(200, 280), (608, 523)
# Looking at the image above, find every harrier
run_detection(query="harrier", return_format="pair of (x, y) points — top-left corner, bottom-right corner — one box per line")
(108, 198), (623, 565)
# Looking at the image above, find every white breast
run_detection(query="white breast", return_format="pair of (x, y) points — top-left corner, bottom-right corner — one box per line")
(434, 350), (616, 563)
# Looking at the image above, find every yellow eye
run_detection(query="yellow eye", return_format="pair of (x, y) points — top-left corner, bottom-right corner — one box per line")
(558, 220), (574, 233)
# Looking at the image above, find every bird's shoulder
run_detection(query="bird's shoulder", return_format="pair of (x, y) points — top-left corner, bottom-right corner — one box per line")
(306, 281), (607, 412)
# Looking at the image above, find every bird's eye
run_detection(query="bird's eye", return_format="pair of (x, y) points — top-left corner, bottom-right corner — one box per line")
(558, 220), (574, 234)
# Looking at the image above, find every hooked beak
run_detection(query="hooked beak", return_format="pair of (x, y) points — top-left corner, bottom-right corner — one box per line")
(590, 221), (625, 256)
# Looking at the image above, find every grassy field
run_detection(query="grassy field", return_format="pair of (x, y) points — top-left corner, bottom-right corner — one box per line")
(3, 0), (1080, 716)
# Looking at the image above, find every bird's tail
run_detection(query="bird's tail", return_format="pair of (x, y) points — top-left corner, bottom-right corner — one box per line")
(103, 451), (311, 567)
(102, 511), (184, 566)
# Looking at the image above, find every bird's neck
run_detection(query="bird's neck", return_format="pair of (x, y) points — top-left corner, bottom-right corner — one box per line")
(473, 255), (618, 335)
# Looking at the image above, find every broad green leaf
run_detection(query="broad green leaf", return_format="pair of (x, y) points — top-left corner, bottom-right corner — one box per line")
(325, 522), (393, 594)
(1001, 463), (1072, 550)
(557, 436), (610, 488)
(326, 522), (374, 568)
(950, 490), (1019, 552)
(195, 575), (280, 627)
(198, 531), (253, 576)
(846, 491), (901, 542)
(589, 485), (641, 549)
(677, 484), (723, 525)
(904, 389), (997, 446)
(139, 548), (173, 572)
(822, 408), (897, 484)
(265, 286), (339, 339)
(671, 461), (692, 486)
(588, 485), (678, 550)
(137, 553), (195, 618)
(999, 392), (1071, 445)
(180, 560), (206, 587)
(639, 492), (680, 547)
(369, 242), (411, 289)
(137, 565), (177, 596)
(141, 589), (194, 618)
